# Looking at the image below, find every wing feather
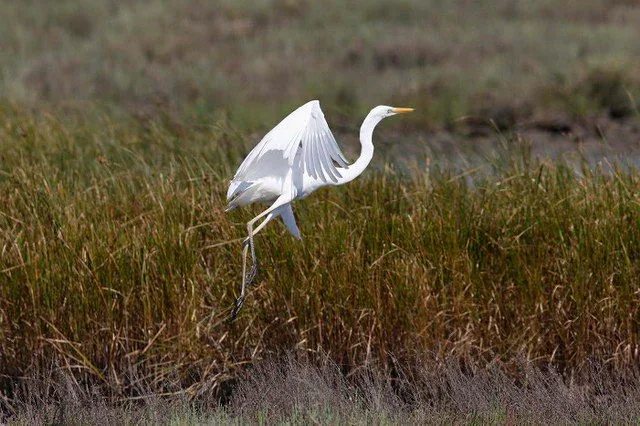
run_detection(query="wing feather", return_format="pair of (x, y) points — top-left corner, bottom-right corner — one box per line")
(323, 129), (349, 168)
(317, 137), (339, 182)
(227, 100), (349, 201)
(304, 126), (316, 179)
(312, 131), (326, 182)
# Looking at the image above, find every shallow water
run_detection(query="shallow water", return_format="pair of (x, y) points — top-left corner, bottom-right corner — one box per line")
(336, 116), (640, 175)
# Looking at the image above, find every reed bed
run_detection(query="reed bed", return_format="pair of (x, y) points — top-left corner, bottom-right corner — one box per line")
(1, 110), (639, 402)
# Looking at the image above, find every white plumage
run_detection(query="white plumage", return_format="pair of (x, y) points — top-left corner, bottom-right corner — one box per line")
(226, 100), (413, 319)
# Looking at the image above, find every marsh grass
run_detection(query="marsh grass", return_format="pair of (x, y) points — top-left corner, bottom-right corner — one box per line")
(4, 355), (640, 424)
(1, 109), (639, 406)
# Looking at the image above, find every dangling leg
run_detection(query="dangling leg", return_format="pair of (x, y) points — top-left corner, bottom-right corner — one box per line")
(243, 203), (298, 286)
(243, 212), (270, 287)
(230, 196), (292, 320)
(243, 202), (291, 285)
(243, 210), (281, 282)
(230, 243), (250, 321)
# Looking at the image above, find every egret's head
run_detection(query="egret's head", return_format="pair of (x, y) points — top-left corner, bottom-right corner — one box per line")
(372, 105), (415, 119)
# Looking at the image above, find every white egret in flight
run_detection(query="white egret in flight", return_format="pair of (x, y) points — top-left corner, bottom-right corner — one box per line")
(226, 100), (413, 319)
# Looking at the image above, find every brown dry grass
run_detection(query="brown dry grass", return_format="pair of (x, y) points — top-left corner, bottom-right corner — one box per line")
(1, 0), (640, 417)
(1, 110), (639, 406)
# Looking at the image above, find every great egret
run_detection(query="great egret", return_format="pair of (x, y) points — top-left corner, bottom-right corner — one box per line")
(226, 100), (413, 319)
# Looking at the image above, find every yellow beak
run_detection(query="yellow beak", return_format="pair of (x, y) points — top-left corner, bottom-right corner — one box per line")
(392, 107), (414, 114)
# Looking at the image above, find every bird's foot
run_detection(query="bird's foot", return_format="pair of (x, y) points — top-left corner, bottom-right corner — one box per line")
(245, 259), (260, 287)
(229, 294), (245, 322)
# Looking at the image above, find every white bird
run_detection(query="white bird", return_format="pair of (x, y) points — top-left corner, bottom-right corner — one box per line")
(226, 100), (413, 318)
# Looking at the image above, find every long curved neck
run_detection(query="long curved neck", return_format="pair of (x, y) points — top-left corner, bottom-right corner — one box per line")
(337, 110), (383, 184)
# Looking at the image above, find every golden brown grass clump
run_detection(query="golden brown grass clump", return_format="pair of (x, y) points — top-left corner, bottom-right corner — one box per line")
(0, 109), (639, 403)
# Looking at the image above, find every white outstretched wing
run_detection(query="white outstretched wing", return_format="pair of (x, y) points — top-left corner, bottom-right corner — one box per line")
(227, 100), (349, 200)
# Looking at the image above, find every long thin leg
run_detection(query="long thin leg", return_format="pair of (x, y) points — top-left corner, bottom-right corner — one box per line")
(230, 196), (292, 321)
(241, 242), (249, 296)
(230, 243), (250, 321)
(244, 200), (291, 277)
(244, 209), (282, 284)
(252, 213), (276, 237)
(244, 211), (277, 248)
(243, 211), (279, 286)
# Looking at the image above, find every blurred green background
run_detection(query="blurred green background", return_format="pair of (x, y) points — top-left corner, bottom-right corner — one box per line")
(1, 0), (639, 130)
